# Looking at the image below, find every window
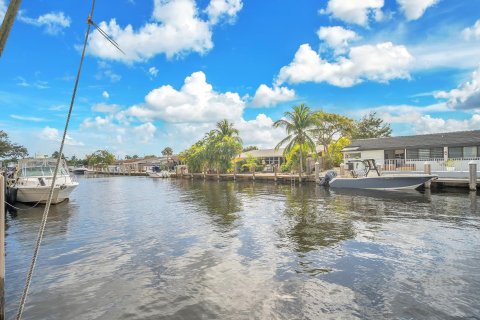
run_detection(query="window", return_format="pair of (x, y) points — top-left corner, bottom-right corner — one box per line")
(463, 146), (477, 158)
(448, 147), (462, 158)
(418, 148), (430, 160)
(430, 147), (443, 159)
(406, 149), (419, 159)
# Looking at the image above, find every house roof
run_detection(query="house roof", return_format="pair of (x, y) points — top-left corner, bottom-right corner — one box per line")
(238, 145), (325, 158)
(343, 130), (480, 151)
(238, 148), (285, 158)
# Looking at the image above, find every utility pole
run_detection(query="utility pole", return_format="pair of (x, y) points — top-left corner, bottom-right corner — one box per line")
(0, 0), (23, 57)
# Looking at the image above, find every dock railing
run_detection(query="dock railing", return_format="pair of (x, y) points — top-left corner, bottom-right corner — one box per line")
(382, 158), (480, 179)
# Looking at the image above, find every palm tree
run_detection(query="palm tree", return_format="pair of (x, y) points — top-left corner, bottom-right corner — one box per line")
(214, 119), (242, 144)
(273, 104), (316, 182)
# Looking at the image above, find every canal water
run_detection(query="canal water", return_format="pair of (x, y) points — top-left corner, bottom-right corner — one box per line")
(6, 177), (480, 319)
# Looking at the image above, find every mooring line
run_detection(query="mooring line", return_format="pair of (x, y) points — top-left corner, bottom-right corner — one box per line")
(14, 1), (97, 318)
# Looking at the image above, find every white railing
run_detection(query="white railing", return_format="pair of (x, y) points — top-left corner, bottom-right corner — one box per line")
(381, 158), (480, 178)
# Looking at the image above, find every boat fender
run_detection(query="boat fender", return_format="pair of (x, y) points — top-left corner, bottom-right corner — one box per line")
(6, 187), (17, 204)
(319, 171), (337, 186)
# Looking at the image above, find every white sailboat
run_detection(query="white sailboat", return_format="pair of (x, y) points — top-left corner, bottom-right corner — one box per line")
(13, 158), (79, 204)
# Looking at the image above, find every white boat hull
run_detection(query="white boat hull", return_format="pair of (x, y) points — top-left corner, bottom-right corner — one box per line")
(328, 175), (437, 190)
(16, 183), (79, 204)
(148, 171), (170, 178)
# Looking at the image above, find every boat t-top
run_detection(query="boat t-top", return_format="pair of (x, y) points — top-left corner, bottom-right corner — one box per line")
(10, 158), (79, 204)
(320, 159), (437, 190)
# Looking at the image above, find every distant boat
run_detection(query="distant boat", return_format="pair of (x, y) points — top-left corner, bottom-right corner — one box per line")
(72, 167), (90, 175)
(12, 158), (79, 204)
(320, 159), (437, 190)
(147, 165), (170, 178)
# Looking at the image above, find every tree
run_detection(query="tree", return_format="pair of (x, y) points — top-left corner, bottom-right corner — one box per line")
(51, 151), (66, 159)
(273, 104), (316, 182)
(214, 119), (243, 144)
(0, 130), (28, 159)
(352, 111), (392, 139)
(161, 147), (173, 156)
(87, 150), (115, 167)
(179, 120), (242, 174)
(312, 111), (354, 169)
(242, 146), (258, 152)
(327, 137), (351, 167)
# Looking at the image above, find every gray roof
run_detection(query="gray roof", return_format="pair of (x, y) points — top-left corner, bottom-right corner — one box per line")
(238, 148), (285, 158)
(344, 130), (480, 151)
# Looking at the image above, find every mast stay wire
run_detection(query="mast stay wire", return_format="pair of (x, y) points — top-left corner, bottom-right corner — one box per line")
(14, 0), (125, 318)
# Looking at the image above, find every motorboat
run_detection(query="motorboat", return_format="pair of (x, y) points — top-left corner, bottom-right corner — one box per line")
(10, 158), (79, 204)
(320, 159), (437, 190)
(147, 165), (170, 178)
(72, 166), (90, 174)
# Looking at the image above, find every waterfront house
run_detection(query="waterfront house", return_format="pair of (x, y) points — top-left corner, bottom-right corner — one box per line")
(237, 146), (325, 173)
(342, 130), (480, 177)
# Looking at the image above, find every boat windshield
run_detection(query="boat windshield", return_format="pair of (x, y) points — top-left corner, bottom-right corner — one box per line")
(18, 159), (69, 177)
(21, 166), (68, 177)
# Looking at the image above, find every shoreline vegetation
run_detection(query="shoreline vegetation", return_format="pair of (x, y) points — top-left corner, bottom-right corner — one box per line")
(1, 104), (391, 177)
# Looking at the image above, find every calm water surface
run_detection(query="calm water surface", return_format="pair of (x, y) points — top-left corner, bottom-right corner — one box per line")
(6, 177), (480, 319)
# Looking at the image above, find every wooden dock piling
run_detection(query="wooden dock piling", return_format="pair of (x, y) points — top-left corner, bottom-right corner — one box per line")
(424, 163), (432, 189)
(469, 162), (477, 191)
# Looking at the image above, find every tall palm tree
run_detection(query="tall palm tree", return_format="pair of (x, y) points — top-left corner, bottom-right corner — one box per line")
(273, 104), (316, 182)
(214, 119), (242, 144)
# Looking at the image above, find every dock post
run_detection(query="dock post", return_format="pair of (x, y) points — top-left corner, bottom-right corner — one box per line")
(274, 165), (278, 182)
(315, 162), (320, 183)
(0, 175), (5, 320)
(233, 166), (236, 181)
(424, 162), (432, 189)
(339, 163), (345, 177)
(469, 162), (477, 191)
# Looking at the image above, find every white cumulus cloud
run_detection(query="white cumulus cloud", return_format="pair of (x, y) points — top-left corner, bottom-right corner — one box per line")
(126, 71), (244, 123)
(251, 84), (296, 108)
(320, 0), (384, 27)
(102, 91), (110, 99)
(236, 114), (285, 148)
(87, 0), (242, 63)
(463, 20), (480, 40)
(206, 0), (243, 25)
(19, 11), (71, 35)
(277, 42), (413, 87)
(396, 0), (439, 21)
(317, 26), (358, 54)
(414, 114), (480, 134)
(0, 0), (6, 21)
(133, 122), (157, 143)
(434, 67), (480, 110)
(40, 126), (84, 146)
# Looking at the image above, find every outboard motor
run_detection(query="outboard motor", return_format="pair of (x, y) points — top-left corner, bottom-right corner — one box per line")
(319, 170), (337, 186)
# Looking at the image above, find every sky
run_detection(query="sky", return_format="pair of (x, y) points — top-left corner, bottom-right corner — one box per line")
(0, 0), (480, 159)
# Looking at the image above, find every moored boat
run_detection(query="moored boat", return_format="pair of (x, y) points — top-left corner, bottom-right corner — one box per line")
(320, 159), (437, 190)
(12, 158), (79, 204)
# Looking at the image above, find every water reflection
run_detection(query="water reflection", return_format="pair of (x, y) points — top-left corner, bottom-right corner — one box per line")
(175, 179), (242, 230)
(5, 177), (480, 319)
(281, 186), (355, 253)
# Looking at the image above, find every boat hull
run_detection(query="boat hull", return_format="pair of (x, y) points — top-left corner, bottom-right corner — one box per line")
(16, 183), (79, 204)
(148, 171), (170, 178)
(328, 175), (437, 190)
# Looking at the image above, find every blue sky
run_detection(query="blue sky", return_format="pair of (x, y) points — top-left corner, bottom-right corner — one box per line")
(1, 0), (480, 158)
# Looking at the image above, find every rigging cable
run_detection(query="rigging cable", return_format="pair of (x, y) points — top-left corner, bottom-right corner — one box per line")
(14, 1), (98, 319)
